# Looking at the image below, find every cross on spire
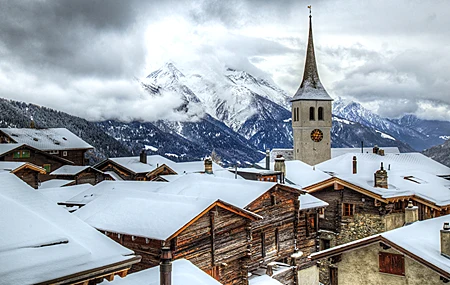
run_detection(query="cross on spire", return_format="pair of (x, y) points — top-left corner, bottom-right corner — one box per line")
(308, 5), (312, 16)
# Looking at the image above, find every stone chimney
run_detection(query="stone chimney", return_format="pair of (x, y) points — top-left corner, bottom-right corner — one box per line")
(441, 223), (450, 259)
(140, 149), (147, 164)
(352, 156), (357, 174)
(204, 157), (213, 174)
(274, 155), (286, 184)
(160, 247), (172, 285)
(374, 162), (388, 188)
(379, 149), (385, 156)
(404, 201), (418, 225)
(265, 149), (270, 170)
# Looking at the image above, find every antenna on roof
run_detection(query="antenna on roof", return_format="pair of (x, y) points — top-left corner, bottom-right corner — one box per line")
(308, 5), (312, 16)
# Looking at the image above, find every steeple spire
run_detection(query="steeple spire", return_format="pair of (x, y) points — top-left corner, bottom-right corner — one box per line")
(291, 7), (332, 102)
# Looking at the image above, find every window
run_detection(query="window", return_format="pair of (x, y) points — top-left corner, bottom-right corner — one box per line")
(343, 203), (354, 216)
(293, 107), (299, 122)
(271, 194), (276, 206)
(49, 150), (59, 155)
(379, 252), (405, 276)
(261, 232), (266, 258)
(275, 229), (279, 252)
(318, 107), (324, 120)
(321, 238), (331, 250)
(62, 151), (68, 157)
(318, 208), (325, 219)
(13, 150), (30, 159)
(43, 164), (51, 173)
(309, 107), (315, 121)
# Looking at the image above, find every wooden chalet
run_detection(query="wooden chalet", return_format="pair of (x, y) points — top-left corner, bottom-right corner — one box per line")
(94, 151), (177, 181)
(50, 165), (108, 185)
(75, 190), (261, 285)
(0, 143), (74, 181)
(0, 172), (140, 284)
(0, 161), (46, 189)
(0, 128), (93, 166)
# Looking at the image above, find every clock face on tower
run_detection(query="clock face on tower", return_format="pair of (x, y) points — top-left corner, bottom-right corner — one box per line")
(310, 129), (323, 142)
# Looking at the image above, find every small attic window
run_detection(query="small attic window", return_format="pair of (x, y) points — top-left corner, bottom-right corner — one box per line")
(11, 133), (18, 137)
(54, 141), (60, 145)
(62, 137), (67, 141)
(403, 176), (426, 184)
(33, 138), (38, 141)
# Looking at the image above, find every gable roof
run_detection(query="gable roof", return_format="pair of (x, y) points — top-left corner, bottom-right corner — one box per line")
(0, 128), (93, 151)
(99, 155), (177, 175)
(0, 143), (75, 164)
(310, 215), (450, 279)
(50, 165), (98, 176)
(0, 172), (139, 284)
(39, 184), (94, 205)
(100, 259), (223, 285)
(331, 147), (400, 158)
(74, 188), (260, 241)
(39, 179), (75, 189)
(0, 143), (25, 156)
(299, 193), (329, 210)
(311, 153), (450, 208)
(0, 161), (46, 174)
(151, 174), (303, 209)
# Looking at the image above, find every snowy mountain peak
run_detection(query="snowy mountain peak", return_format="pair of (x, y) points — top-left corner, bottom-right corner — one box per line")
(145, 62), (185, 86)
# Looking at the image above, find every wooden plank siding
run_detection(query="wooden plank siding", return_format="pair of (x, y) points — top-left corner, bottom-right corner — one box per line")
(101, 206), (253, 285)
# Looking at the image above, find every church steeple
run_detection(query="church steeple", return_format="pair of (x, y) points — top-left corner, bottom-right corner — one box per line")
(291, 8), (332, 102)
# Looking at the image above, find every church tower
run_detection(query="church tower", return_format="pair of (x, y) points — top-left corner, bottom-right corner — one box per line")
(291, 8), (332, 165)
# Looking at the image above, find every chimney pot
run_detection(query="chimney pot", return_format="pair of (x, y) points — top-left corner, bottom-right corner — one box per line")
(160, 247), (172, 285)
(373, 145), (379, 154)
(140, 149), (147, 164)
(204, 157), (213, 174)
(404, 201), (418, 225)
(265, 149), (270, 170)
(441, 223), (450, 259)
(374, 162), (388, 188)
(274, 155), (286, 184)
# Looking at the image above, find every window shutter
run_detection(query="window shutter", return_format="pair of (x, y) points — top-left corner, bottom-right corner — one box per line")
(379, 252), (405, 276)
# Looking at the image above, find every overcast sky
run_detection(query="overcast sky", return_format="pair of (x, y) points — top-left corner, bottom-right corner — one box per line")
(1, 0), (450, 122)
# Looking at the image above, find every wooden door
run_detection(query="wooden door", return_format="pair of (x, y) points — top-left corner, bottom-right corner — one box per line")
(330, 267), (338, 285)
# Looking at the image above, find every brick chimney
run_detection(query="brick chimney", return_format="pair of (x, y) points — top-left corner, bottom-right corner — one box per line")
(374, 162), (388, 188)
(274, 155), (286, 184)
(441, 223), (450, 259)
(352, 156), (357, 174)
(140, 149), (147, 164)
(404, 201), (418, 225)
(265, 149), (270, 170)
(204, 157), (213, 174)
(160, 247), (172, 285)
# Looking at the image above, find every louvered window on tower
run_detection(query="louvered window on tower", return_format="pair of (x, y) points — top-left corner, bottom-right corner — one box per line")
(318, 107), (324, 120)
(309, 107), (315, 121)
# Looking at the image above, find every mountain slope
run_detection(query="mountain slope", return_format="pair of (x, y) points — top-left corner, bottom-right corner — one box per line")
(0, 98), (132, 162)
(423, 139), (450, 167)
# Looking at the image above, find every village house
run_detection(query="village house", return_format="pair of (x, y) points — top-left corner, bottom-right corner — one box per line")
(94, 151), (178, 181)
(0, 172), (140, 284)
(50, 165), (109, 185)
(0, 143), (74, 181)
(74, 188), (260, 285)
(0, 127), (93, 166)
(0, 161), (46, 188)
(310, 213), (450, 285)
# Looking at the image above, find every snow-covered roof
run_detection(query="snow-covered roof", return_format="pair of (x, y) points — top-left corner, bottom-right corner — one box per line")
(104, 171), (124, 181)
(0, 143), (24, 156)
(75, 190), (218, 240)
(249, 275), (283, 285)
(101, 259), (222, 285)
(0, 161), (45, 174)
(64, 180), (167, 205)
(0, 128), (93, 151)
(75, 187), (259, 241)
(0, 172), (137, 284)
(150, 174), (281, 208)
(331, 147), (400, 158)
(106, 155), (176, 174)
(257, 160), (331, 189)
(299, 193), (329, 210)
(170, 160), (221, 174)
(233, 167), (281, 175)
(39, 179), (74, 189)
(315, 153), (450, 206)
(310, 215), (450, 278)
(50, 165), (91, 175)
(39, 184), (94, 205)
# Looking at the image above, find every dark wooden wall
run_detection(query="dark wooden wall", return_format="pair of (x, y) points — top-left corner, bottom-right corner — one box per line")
(50, 149), (87, 166)
(14, 168), (39, 189)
